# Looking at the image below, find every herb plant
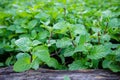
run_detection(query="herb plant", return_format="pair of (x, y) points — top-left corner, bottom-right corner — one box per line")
(0, 0), (120, 72)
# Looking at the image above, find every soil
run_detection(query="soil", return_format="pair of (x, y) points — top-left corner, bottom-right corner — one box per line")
(0, 66), (120, 80)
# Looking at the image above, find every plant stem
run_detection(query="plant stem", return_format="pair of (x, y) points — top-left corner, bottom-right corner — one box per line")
(50, 48), (62, 57)
(63, 7), (66, 20)
(98, 32), (100, 44)
(104, 22), (108, 34)
(67, 30), (76, 47)
(48, 31), (52, 44)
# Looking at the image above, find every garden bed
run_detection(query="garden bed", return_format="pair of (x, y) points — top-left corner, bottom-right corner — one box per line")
(0, 67), (120, 80)
(0, 1), (120, 80)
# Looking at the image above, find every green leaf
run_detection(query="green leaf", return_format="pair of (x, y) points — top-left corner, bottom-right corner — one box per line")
(64, 75), (71, 80)
(102, 59), (112, 68)
(47, 40), (56, 46)
(28, 20), (37, 29)
(35, 12), (49, 21)
(63, 46), (74, 57)
(109, 63), (120, 72)
(47, 58), (60, 69)
(7, 25), (16, 31)
(0, 63), (4, 67)
(5, 56), (13, 66)
(8, 25), (27, 33)
(108, 18), (120, 27)
(15, 25), (27, 33)
(38, 30), (49, 40)
(53, 21), (68, 34)
(1, 0), (120, 72)
(13, 53), (31, 72)
(53, 21), (66, 29)
(15, 37), (32, 52)
(74, 45), (86, 53)
(84, 43), (93, 51)
(32, 40), (42, 46)
(91, 59), (99, 68)
(59, 55), (65, 64)
(68, 60), (88, 70)
(100, 34), (111, 42)
(16, 53), (29, 59)
(31, 57), (42, 70)
(74, 24), (87, 35)
(56, 37), (72, 48)
(0, 48), (4, 54)
(31, 30), (37, 39)
(79, 34), (90, 45)
(87, 45), (111, 59)
(91, 27), (101, 33)
(102, 10), (111, 18)
(32, 45), (50, 63)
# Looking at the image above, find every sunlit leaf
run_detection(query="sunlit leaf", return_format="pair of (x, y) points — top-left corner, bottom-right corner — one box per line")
(32, 45), (50, 63)
(13, 53), (31, 72)
(15, 37), (32, 52)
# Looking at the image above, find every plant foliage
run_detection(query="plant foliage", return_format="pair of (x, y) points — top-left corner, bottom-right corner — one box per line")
(0, 0), (120, 72)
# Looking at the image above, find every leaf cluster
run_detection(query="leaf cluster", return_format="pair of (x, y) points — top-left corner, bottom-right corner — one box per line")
(0, 0), (120, 72)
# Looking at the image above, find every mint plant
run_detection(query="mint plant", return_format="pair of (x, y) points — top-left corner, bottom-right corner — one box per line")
(0, 0), (120, 72)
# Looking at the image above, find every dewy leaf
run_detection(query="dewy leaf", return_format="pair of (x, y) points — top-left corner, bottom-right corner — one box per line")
(15, 37), (32, 52)
(13, 53), (31, 72)
(32, 45), (50, 63)
(28, 20), (37, 29)
(56, 37), (72, 48)
(87, 45), (111, 59)
(68, 60), (88, 70)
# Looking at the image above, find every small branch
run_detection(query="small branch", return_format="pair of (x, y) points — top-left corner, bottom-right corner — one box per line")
(63, 7), (66, 20)
(50, 49), (62, 57)
(29, 53), (32, 63)
(29, 50), (33, 63)
(98, 32), (100, 44)
(57, 48), (62, 54)
(104, 22), (108, 34)
(71, 41), (76, 47)
(67, 30), (76, 47)
(48, 31), (52, 44)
